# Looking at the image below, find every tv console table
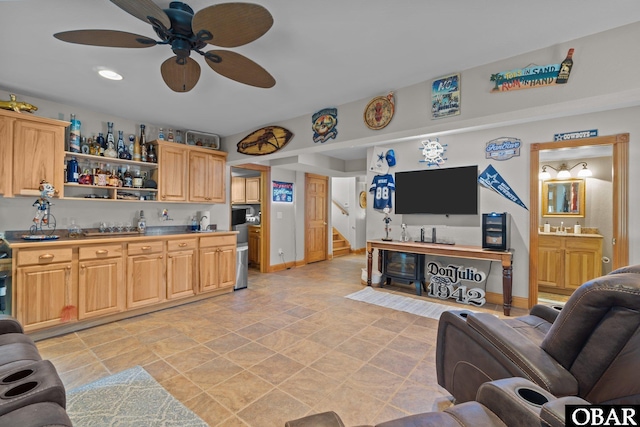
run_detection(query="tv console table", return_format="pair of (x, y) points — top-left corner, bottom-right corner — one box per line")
(366, 240), (514, 316)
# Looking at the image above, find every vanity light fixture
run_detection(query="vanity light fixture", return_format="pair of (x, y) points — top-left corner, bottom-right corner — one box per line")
(539, 162), (592, 180)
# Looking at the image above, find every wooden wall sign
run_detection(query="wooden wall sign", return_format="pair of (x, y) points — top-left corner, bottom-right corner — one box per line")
(237, 126), (293, 155)
(490, 48), (574, 93)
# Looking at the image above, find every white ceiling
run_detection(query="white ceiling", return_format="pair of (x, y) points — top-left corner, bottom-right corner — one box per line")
(2, 1), (640, 165)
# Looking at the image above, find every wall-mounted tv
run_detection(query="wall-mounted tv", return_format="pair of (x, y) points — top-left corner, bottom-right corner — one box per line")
(394, 165), (478, 215)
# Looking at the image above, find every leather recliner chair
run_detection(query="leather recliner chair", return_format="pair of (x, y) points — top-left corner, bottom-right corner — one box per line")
(285, 377), (589, 427)
(436, 267), (640, 404)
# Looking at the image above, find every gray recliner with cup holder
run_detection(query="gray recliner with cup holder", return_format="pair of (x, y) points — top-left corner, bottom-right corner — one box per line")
(436, 267), (640, 404)
(285, 377), (590, 427)
(0, 316), (71, 427)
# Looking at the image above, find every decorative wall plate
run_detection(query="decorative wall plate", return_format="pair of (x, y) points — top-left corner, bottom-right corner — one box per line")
(359, 191), (367, 209)
(364, 92), (395, 130)
(237, 126), (293, 156)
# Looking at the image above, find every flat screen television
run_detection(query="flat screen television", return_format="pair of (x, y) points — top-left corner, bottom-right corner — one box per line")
(394, 165), (478, 215)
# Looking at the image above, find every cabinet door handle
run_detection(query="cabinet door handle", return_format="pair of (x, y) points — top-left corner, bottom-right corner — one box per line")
(158, 255), (163, 259)
(178, 243), (187, 247)
(96, 249), (108, 255)
(142, 246), (152, 250)
(81, 264), (86, 269)
(39, 254), (54, 260)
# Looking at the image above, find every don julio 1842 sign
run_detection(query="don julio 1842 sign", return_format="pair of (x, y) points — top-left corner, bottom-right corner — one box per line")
(426, 262), (486, 306)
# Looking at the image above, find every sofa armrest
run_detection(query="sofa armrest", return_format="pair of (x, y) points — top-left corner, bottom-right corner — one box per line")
(467, 313), (578, 396)
(541, 396), (590, 427)
(0, 315), (24, 335)
(529, 304), (562, 324)
(285, 411), (346, 427)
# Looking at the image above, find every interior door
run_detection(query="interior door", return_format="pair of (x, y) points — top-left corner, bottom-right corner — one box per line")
(306, 173), (328, 263)
(529, 133), (629, 308)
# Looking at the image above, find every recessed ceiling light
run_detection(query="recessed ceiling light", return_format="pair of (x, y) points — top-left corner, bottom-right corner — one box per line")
(98, 69), (123, 81)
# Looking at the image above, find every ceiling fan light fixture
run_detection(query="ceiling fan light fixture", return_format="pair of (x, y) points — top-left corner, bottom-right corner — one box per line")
(98, 69), (123, 81)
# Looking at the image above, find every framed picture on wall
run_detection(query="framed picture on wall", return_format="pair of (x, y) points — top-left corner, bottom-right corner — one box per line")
(272, 181), (293, 203)
(432, 73), (460, 119)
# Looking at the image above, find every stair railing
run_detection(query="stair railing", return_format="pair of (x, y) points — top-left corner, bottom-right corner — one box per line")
(332, 199), (349, 216)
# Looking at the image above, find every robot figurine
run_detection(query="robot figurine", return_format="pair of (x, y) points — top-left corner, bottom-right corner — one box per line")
(31, 180), (57, 235)
(382, 207), (393, 241)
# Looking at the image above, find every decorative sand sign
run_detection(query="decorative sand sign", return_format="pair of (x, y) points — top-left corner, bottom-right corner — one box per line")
(490, 49), (574, 92)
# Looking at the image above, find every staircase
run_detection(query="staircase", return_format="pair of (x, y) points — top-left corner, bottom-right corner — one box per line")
(332, 227), (351, 258)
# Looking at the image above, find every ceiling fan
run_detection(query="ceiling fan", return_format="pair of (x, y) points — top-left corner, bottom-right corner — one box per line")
(54, 0), (276, 92)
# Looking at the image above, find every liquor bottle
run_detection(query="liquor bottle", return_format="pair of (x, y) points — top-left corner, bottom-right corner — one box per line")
(139, 124), (148, 162)
(123, 165), (133, 188)
(89, 136), (100, 156)
(96, 132), (106, 156)
(117, 130), (126, 158)
(556, 48), (574, 84)
(80, 136), (90, 154)
(137, 210), (146, 234)
(104, 122), (117, 158)
(133, 168), (143, 188)
(158, 128), (165, 140)
(69, 114), (81, 153)
(128, 134), (135, 158)
(67, 157), (79, 183)
(167, 128), (174, 142)
(133, 136), (141, 162)
(175, 130), (183, 144)
(147, 142), (157, 163)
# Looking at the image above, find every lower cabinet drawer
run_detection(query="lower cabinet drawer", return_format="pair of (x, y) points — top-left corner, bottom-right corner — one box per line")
(17, 247), (72, 266)
(79, 244), (124, 260)
(128, 241), (164, 256)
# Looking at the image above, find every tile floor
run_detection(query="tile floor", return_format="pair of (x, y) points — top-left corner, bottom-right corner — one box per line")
(36, 254), (527, 427)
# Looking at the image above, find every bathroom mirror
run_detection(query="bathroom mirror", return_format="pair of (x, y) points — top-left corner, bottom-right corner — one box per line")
(541, 178), (585, 217)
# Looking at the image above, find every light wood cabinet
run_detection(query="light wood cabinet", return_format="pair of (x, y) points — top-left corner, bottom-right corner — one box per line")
(200, 234), (236, 292)
(538, 233), (603, 294)
(189, 150), (225, 203)
(231, 176), (246, 204)
(78, 244), (125, 320)
(166, 238), (197, 300)
(0, 109), (67, 198)
(245, 177), (260, 203)
(15, 247), (75, 332)
(248, 225), (261, 268)
(232, 176), (260, 204)
(157, 143), (188, 202)
(126, 241), (166, 309)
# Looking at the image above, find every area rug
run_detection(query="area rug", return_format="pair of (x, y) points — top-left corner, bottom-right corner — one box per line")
(346, 287), (470, 320)
(67, 366), (208, 427)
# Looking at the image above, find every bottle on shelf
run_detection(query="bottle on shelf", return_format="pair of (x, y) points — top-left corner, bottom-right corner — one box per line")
(175, 130), (183, 144)
(67, 157), (79, 183)
(133, 135), (141, 162)
(80, 136), (89, 154)
(132, 168), (143, 188)
(117, 130), (126, 158)
(167, 128), (174, 142)
(96, 132), (106, 156)
(139, 124), (147, 162)
(104, 122), (117, 158)
(158, 128), (165, 140)
(147, 142), (157, 163)
(123, 165), (133, 188)
(89, 135), (100, 156)
(556, 48), (574, 84)
(69, 113), (81, 153)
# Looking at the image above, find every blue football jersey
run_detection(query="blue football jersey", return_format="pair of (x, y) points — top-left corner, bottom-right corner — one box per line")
(369, 174), (395, 210)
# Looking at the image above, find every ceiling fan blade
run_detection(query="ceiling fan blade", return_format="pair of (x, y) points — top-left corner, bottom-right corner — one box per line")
(192, 3), (273, 48)
(161, 56), (201, 93)
(110, 0), (171, 28)
(54, 30), (157, 48)
(205, 50), (275, 88)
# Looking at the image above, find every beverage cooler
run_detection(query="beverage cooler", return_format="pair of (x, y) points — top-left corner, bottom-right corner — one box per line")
(482, 212), (510, 251)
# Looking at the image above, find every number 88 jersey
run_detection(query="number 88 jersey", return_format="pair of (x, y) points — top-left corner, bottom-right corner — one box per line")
(369, 174), (395, 210)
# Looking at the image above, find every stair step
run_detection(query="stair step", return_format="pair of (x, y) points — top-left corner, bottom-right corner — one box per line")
(333, 239), (348, 248)
(333, 246), (350, 257)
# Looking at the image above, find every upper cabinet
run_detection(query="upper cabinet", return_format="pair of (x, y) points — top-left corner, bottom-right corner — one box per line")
(0, 109), (67, 198)
(155, 140), (227, 203)
(232, 176), (260, 204)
